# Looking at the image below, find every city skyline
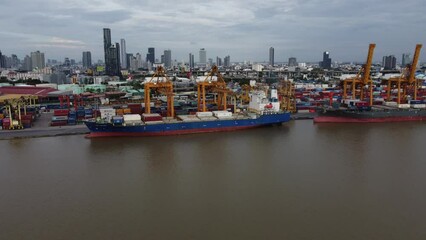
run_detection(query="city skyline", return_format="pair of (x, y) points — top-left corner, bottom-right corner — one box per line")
(0, 0), (425, 63)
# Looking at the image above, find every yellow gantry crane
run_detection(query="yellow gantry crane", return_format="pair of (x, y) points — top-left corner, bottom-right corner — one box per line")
(144, 66), (174, 117)
(197, 65), (229, 112)
(342, 43), (375, 106)
(279, 80), (297, 113)
(384, 44), (422, 103)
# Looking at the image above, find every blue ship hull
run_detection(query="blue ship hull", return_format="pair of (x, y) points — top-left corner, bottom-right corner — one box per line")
(84, 112), (291, 137)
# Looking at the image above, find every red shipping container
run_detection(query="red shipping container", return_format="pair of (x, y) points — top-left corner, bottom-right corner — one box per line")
(54, 109), (69, 116)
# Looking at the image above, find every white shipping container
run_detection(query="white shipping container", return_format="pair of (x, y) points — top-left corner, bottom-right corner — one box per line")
(142, 113), (161, 118)
(397, 104), (410, 109)
(145, 121), (164, 124)
(412, 104), (426, 109)
(384, 101), (398, 107)
(215, 112), (232, 117)
(196, 111), (213, 117)
(123, 114), (142, 122)
(197, 116), (218, 121)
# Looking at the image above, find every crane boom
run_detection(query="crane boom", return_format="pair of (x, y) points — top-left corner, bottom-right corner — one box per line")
(408, 44), (422, 84)
(362, 43), (376, 84)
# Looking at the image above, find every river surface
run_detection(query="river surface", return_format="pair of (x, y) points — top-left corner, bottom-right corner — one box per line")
(1, 120), (425, 239)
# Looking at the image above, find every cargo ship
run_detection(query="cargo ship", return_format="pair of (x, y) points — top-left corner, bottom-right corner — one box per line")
(314, 100), (426, 123)
(84, 89), (291, 137)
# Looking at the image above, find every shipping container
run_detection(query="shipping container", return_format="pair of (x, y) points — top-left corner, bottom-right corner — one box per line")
(54, 109), (69, 116)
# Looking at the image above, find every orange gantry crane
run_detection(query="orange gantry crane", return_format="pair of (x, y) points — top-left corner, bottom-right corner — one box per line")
(384, 44), (422, 103)
(197, 65), (229, 112)
(342, 43), (376, 106)
(144, 66), (174, 117)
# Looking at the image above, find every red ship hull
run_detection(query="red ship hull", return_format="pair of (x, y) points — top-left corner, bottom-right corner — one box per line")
(314, 116), (426, 123)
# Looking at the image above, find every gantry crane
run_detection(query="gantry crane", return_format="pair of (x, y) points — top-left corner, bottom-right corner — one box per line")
(4, 98), (24, 130)
(197, 65), (229, 112)
(342, 43), (375, 106)
(279, 80), (297, 113)
(144, 66), (174, 117)
(384, 44), (422, 103)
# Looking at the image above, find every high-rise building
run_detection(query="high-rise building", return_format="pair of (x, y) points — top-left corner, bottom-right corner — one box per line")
(189, 53), (195, 69)
(11, 54), (19, 68)
(23, 55), (32, 71)
(146, 47), (155, 65)
(382, 55), (396, 70)
(321, 51), (332, 69)
(216, 57), (222, 66)
(269, 47), (274, 66)
(208, 58), (213, 66)
(126, 53), (133, 69)
(199, 48), (206, 65)
(224, 55), (230, 67)
(402, 53), (411, 67)
(31, 51), (45, 70)
(164, 49), (172, 68)
(288, 57), (297, 67)
(103, 28), (120, 76)
(82, 51), (92, 68)
(120, 39), (127, 69)
(0, 50), (5, 68)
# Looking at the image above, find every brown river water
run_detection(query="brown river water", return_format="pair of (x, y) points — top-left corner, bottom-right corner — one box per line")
(1, 120), (425, 239)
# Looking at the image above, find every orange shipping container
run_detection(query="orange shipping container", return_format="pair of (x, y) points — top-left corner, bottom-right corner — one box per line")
(116, 109), (124, 116)
(123, 108), (131, 114)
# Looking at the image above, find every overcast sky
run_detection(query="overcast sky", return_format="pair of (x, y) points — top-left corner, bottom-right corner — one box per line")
(0, 0), (425, 63)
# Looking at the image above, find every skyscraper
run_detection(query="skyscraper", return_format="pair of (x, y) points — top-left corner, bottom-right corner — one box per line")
(402, 53), (411, 67)
(321, 51), (332, 69)
(126, 53), (133, 69)
(103, 28), (120, 76)
(0, 51), (4, 68)
(31, 51), (45, 69)
(82, 51), (92, 68)
(120, 39), (127, 69)
(269, 47), (274, 66)
(164, 49), (172, 68)
(224, 55), (230, 67)
(146, 47), (155, 64)
(199, 48), (206, 65)
(11, 54), (19, 68)
(288, 57), (297, 67)
(189, 53), (194, 69)
(23, 55), (32, 71)
(382, 55), (396, 70)
(216, 57), (222, 66)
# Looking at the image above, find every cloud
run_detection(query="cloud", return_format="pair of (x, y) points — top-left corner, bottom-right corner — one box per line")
(0, 0), (425, 63)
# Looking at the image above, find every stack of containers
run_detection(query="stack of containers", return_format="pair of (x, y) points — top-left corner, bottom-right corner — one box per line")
(84, 108), (93, 119)
(177, 115), (201, 122)
(21, 114), (33, 128)
(51, 109), (69, 126)
(409, 100), (426, 109)
(68, 110), (77, 125)
(123, 108), (131, 115)
(196, 111), (217, 121)
(112, 116), (124, 125)
(2, 118), (10, 130)
(142, 113), (163, 124)
(213, 111), (233, 119)
(77, 107), (86, 121)
(123, 114), (143, 126)
(355, 101), (371, 111)
(128, 104), (143, 114)
(116, 108), (124, 116)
